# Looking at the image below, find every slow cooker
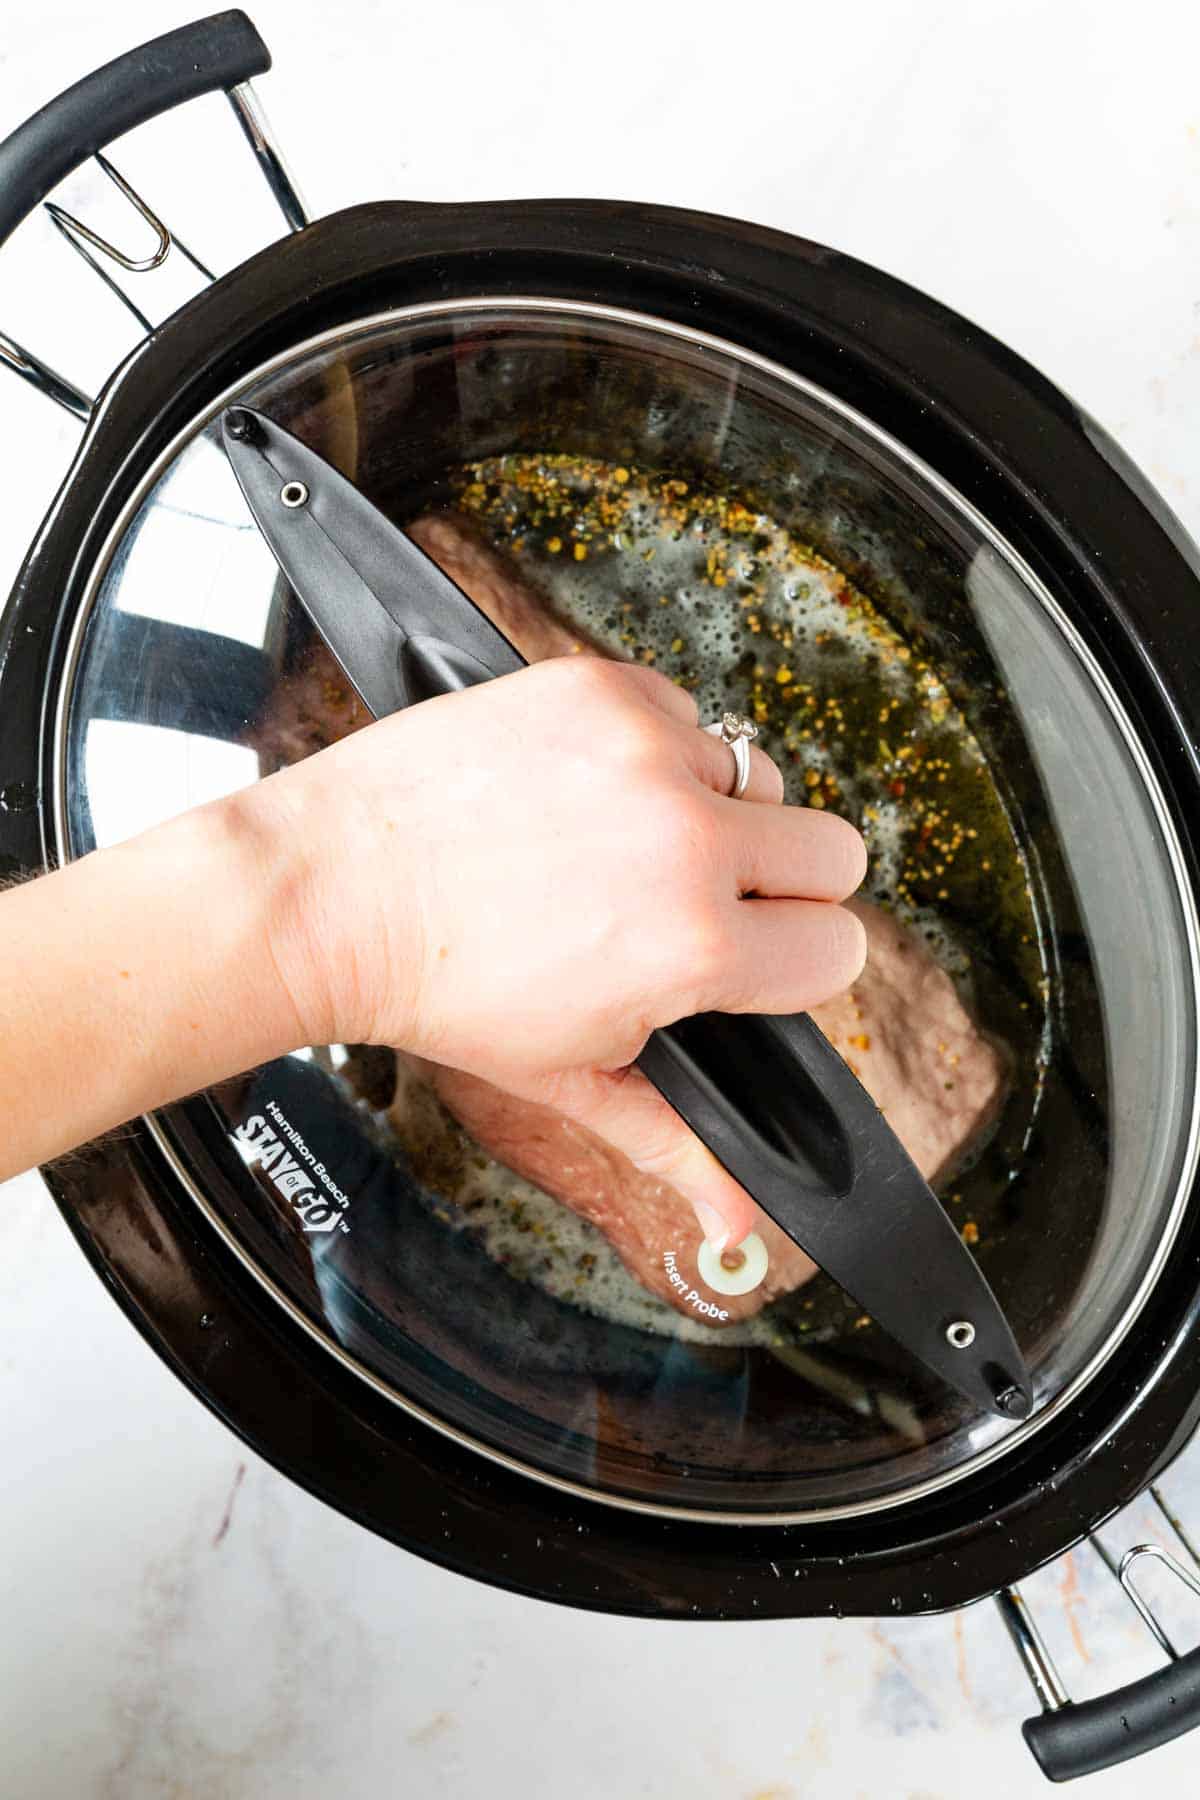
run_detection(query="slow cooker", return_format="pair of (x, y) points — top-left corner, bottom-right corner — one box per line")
(2, 13), (1200, 1781)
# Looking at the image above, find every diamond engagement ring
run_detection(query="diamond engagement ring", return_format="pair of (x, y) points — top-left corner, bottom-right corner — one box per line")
(703, 710), (758, 797)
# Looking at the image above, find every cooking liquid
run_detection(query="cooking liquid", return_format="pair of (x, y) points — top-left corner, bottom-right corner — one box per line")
(362, 453), (1050, 1350)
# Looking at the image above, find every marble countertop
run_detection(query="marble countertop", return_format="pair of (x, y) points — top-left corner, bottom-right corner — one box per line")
(4, 2), (1200, 1794)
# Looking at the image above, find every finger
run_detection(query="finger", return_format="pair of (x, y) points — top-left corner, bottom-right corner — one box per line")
(724, 799), (867, 900)
(549, 1064), (759, 1251)
(612, 661), (700, 727)
(682, 723), (784, 805)
(705, 896), (868, 1013)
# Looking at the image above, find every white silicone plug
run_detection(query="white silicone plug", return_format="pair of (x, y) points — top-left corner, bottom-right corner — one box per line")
(697, 1230), (769, 1296)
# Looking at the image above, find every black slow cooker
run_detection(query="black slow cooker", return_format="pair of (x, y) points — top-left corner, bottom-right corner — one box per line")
(2, 14), (1200, 1782)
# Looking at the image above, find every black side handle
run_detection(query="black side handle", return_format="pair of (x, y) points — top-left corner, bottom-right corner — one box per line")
(0, 11), (269, 252)
(1023, 1647), (1200, 1781)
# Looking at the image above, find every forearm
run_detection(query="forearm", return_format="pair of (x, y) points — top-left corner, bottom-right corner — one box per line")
(0, 659), (867, 1260)
(0, 794), (304, 1180)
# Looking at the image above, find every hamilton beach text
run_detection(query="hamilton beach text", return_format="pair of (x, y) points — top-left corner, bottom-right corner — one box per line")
(234, 1100), (352, 1234)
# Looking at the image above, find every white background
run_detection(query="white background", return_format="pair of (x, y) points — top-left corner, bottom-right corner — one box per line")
(3, 2), (1200, 1795)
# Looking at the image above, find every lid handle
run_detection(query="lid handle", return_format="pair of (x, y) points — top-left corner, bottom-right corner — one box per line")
(221, 405), (1033, 1421)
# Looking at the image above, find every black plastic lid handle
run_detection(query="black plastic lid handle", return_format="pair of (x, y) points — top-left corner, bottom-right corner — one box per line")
(0, 12), (270, 253)
(222, 404), (1033, 1422)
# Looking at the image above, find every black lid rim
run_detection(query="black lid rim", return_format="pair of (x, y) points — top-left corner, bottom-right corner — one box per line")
(5, 197), (1200, 1615)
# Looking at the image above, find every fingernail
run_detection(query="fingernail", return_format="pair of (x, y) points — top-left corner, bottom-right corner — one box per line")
(692, 1200), (730, 1253)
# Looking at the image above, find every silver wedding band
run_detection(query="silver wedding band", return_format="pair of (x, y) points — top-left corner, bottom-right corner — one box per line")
(703, 710), (758, 798)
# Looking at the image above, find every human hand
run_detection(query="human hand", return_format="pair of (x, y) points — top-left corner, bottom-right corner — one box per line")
(244, 656), (866, 1249)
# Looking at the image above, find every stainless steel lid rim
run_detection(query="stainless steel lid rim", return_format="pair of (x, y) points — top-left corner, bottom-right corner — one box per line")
(52, 296), (1199, 1522)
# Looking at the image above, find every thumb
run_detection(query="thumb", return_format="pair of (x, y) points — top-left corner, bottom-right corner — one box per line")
(542, 1065), (759, 1252)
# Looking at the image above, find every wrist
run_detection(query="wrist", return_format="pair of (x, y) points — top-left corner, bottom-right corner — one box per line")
(116, 790), (309, 1083)
(192, 777), (325, 1059)
(0, 786), (317, 1179)
(224, 747), (422, 1054)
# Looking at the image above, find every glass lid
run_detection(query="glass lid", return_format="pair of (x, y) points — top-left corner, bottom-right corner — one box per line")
(55, 301), (1200, 1521)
